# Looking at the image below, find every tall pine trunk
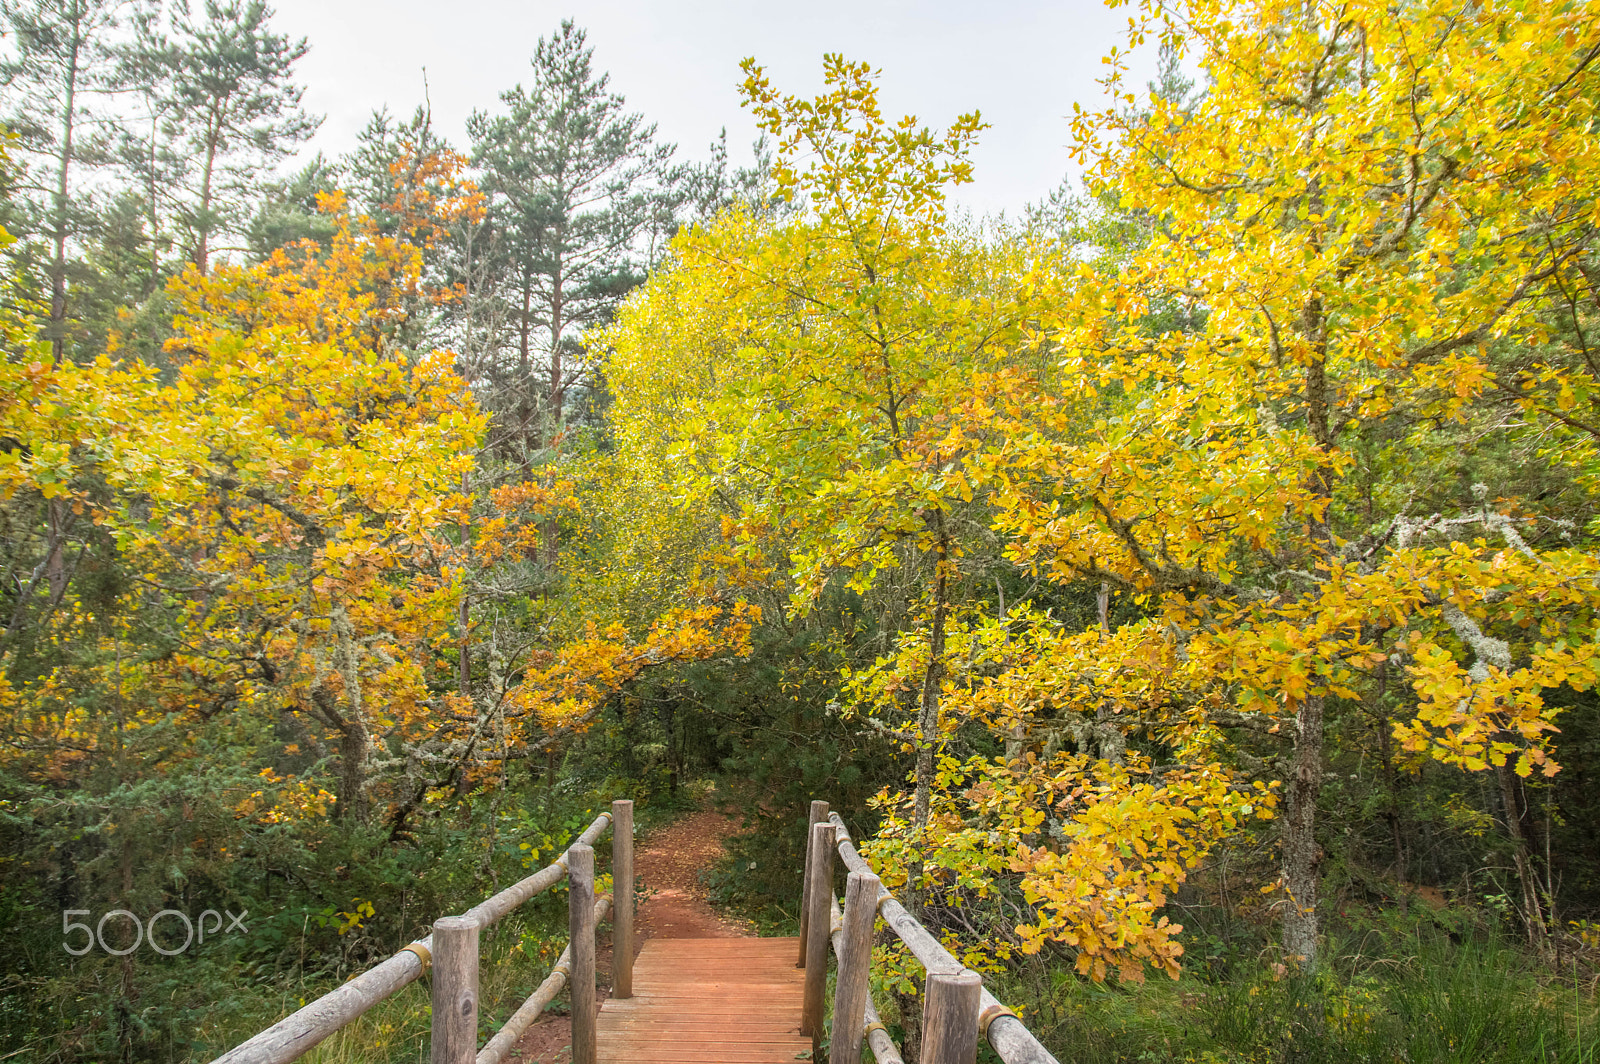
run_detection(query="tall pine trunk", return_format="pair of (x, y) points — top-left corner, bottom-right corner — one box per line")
(48, 12), (83, 364)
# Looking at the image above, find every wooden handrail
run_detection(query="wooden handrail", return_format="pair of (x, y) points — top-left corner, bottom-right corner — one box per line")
(476, 893), (612, 1064)
(210, 803), (632, 1064)
(209, 938), (436, 1064)
(829, 893), (903, 1064)
(802, 806), (1062, 1064)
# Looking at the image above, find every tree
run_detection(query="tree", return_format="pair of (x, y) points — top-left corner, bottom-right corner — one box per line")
(987, 0), (1600, 967)
(0, 0), (125, 361)
(164, 0), (317, 272)
(596, 53), (1254, 1013)
(467, 19), (674, 462)
(110, 3), (189, 293)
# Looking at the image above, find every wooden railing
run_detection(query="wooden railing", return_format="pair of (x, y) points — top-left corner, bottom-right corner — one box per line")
(211, 799), (634, 1064)
(799, 800), (1060, 1064)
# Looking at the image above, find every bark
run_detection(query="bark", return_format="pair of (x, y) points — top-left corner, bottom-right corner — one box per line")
(910, 512), (950, 878)
(330, 604), (369, 822)
(895, 986), (923, 1064)
(336, 714), (369, 822)
(518, 275), (533, 462)
(44, 498), (70, 606)
(458, 470), (471, 697)
(1285, 230), (1331, 970)
(1282, 693), (1323, 966)
(1373, 656), (1408, 880)
(542, 267), (565, 567)
(894, 513), (951, 1064)
(147, 114), (161, 288)
(48, 11), (84, 364)
(195, 107), (223, 273)
(1495, 759), (1551, 952)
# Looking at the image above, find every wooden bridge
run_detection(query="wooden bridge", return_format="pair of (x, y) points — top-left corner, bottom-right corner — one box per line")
(211, 799), (1057, 1064)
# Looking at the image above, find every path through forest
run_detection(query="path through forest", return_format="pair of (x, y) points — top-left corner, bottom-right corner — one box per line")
(505, 807), (754, 1063)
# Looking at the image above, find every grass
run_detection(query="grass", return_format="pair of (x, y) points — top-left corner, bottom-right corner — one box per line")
(1010, 931), (1599, 1064)
(214, 909), (578, 1064)
(194, 787), (707, 1064)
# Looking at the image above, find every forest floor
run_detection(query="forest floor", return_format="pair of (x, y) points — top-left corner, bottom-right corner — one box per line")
(504, 806), (754, 1063)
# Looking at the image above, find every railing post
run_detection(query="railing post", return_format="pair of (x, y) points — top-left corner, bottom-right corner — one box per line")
(829, 870), (880, 1064)
(800, 820), (835, 1043)
(569, 842), (597, 1064)
(922, 970), (982, 1064)
(797, 799), (829, 968)
(611, 798), (635, 999)
(430, 916), (479, 1064)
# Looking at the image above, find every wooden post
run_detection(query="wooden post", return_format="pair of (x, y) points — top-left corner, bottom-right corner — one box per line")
(922, 970), (981, 1064)
(829, 871), (880, 1064)
(797, 799), (829, 967)
(569, 843), (597, 1064)
(430, 916), (479, 1064)
(800, 820), (834, 1043)
(611, 798), (635, 999)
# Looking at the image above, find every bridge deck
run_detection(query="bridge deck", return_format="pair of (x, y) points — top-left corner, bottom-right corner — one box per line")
(597, 936), (811, 1063)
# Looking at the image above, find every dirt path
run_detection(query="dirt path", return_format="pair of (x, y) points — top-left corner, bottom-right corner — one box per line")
(504, 807), (752, 1063)
(634, 807), (756, 940)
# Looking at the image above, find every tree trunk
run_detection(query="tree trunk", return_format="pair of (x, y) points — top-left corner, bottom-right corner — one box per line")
(331, 606), (369, 822)
(45, 498), (70, 605)
(518, 276), (533, 464)
(542, 269), (565, 567)
(196, 109), (223, 274)
(147, 114), (161, 289)
(1373, 656), (1408, 880)
(1495, 758), (1550, 952)
(458, 470), (471, 697)
(548, 269), (565, 435)
(337, 716), (369, 822)
(1287, 263), (1332, 970)
(48, 15), (84, 364)
(1282, 693), (1323, 967)
(910, 515), (950, 883)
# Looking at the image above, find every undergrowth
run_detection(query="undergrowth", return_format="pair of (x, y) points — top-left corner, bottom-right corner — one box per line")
(188, 770), (697, 1064)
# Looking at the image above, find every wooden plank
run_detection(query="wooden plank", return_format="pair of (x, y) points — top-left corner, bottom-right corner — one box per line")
(595, 937), (810, 1064)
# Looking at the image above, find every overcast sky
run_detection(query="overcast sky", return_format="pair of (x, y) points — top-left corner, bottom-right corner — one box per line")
(265, 0), (1150, 219)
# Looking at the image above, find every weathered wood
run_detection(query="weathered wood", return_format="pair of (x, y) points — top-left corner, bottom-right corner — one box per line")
(477, 894), (611, 1064)
(922, 970), (981, 1064)
(829, 812), (1060, 1064)
(209, 939), (431, 1064)
(830, 871), (880, 1064)
(596, 938), (810, 1064)
(212, 805), (627, 1064)
(982, 1013), (1061, 1064)
(431, 916), (480, 1064)
(612, 799), (635, 999)
(800, 821), (834, 1042)
(569, 843), (597, 1064)
(464, 809), (611, 928)
(797, 799), (829, 968)
(829, 895), (905, 1064)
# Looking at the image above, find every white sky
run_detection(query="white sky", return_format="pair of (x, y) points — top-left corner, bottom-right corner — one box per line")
(266, 0), (1150, 219)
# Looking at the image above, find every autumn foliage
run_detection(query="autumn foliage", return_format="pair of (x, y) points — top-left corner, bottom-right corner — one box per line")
(6, 2), (1600, 1058)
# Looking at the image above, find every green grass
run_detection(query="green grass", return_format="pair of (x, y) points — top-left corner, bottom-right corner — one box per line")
(1011, 932), (1598, 1064)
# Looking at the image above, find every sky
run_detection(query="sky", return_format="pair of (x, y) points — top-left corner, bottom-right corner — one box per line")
(265, 0), (1152, 219)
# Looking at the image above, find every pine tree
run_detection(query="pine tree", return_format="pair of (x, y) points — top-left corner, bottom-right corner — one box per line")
(467, 20), (674, 462)
(0, 0), (125, 361)
(111, 3), (188, 292)
(164, 0), (317, 272)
